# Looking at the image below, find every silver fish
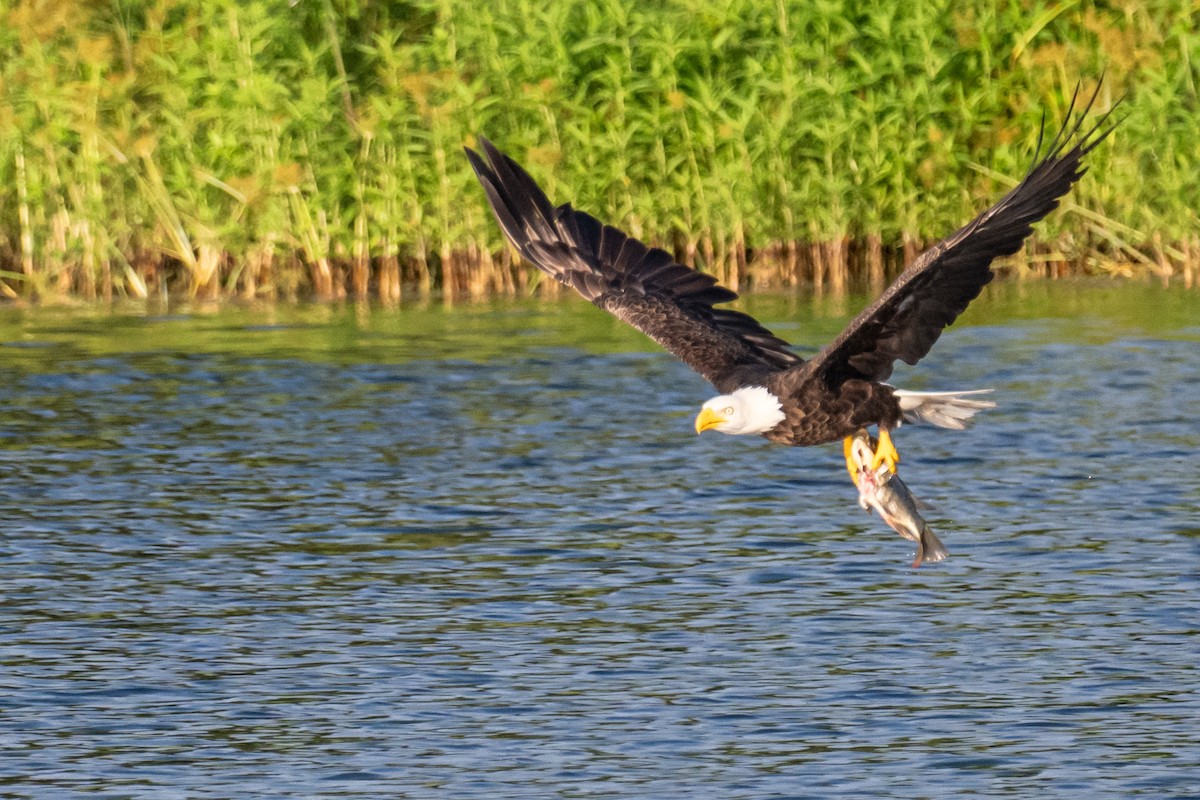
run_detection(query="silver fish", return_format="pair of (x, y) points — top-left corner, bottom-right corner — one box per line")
(849, 430), (949, 568)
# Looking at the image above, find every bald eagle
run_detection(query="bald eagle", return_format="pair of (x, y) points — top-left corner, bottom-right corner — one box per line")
(466, 85), (1117, 477)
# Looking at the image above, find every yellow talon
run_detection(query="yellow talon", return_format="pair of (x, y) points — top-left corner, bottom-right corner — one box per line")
(869, 428), (900, 474)
(843, 435), (858, 483)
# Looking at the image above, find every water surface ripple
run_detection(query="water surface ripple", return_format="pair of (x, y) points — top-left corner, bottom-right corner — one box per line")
(1, 284), (1198, 798)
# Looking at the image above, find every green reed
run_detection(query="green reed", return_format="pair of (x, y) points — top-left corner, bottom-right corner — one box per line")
(0, 0), (1195, 302)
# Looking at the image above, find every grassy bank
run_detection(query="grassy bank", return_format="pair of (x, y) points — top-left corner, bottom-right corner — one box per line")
(0, 0), (1196, 303)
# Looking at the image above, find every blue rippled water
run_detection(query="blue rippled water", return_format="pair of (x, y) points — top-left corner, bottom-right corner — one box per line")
(1, 283), (1198, 798)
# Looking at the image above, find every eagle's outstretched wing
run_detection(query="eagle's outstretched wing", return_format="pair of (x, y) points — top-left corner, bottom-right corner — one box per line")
(466, 138), (800, 392)
(806, 83), (1121, 389)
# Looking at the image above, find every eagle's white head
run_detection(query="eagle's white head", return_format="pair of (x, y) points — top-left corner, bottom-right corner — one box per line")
(694, 386), (786, 436)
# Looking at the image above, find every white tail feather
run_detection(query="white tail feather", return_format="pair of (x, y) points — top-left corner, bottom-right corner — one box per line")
(893, 388), (996, 430)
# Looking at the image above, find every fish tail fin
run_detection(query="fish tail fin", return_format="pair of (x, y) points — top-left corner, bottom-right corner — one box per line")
(915, 525), (950, 567)
(894, 388), (996, 430)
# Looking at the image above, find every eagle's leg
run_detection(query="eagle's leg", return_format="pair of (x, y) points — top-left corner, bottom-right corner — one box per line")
(869, 428), (900, 473)
(843, 435), (858, 482)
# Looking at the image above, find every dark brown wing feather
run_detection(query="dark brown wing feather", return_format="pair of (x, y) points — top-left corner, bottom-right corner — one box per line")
(807, 83), (1121, 388)
(466, 138), (800, 392)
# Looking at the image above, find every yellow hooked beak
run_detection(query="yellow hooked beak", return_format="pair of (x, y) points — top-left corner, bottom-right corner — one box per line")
(695, 406), (726, 434)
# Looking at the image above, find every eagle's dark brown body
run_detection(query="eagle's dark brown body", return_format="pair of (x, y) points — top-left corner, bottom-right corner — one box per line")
(762, 374), (901, 447)
(466, 84), (1117, 449)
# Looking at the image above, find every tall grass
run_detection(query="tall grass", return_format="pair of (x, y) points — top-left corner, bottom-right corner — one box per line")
(0, 0), (1196, 302)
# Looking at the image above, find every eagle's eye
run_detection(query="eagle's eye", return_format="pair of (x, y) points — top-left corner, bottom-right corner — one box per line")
(722, 406), (734, 416)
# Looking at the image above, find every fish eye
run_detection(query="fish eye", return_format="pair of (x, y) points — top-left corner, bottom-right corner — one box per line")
(723, 406), (734, 416)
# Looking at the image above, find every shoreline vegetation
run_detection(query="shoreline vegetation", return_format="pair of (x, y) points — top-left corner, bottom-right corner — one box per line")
(1, 2), (1196, 304)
